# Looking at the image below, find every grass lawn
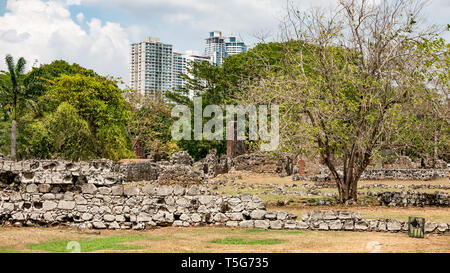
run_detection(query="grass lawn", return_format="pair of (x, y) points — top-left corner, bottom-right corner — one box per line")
(0, 226), (448, 253)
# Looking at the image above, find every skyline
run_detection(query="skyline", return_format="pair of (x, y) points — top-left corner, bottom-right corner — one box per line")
(0, 0), (449, 86)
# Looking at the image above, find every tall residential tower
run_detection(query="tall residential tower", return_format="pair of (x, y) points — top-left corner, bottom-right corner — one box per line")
(130, 37), (173, 100)
(204, 31), (247, 66)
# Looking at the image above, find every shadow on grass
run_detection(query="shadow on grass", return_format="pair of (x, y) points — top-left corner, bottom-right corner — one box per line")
(28, 235), (158, 253)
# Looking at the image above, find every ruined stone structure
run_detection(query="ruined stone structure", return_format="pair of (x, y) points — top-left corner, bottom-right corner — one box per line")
(360, 169), (448, 180)
(377, 191), (449, 207)
(300, 210), (449, 234)
(1, 152), (448, 233)
(0, 159), (123, 189)
(293, 168), (449, 182)
(119, 161), (159, 182)
(232, 153), (293, 176)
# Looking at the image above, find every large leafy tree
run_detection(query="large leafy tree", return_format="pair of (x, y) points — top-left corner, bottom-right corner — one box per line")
(36, 74), (134, 160)
(164, 43), (294, 159)
(242, 0), (449, 203)
(125, 91), (179, 159)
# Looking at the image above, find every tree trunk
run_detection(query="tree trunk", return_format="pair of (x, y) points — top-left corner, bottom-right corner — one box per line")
(11, 119), (16, 161)
(336, 175), (358, 204)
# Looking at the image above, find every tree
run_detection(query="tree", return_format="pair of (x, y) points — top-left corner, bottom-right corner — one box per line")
(125, 91), (179, 159)
(242, 0), (449, 203)
(0, 54), (33, 161)
(34, 74), (134, 160)
(164, 43), (294, 159)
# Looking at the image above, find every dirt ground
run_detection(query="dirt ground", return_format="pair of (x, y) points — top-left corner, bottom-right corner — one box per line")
(0, 226), (448, 253)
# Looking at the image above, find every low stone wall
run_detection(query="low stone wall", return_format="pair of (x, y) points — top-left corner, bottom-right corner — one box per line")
(119, 161), (159, 182)
(199, 150), (229, 178)
(300, 210), (449, 234)
(1, 184), (448, 234)
(0, 151), (205, 187)
(232, 153), (293, 176)
(361, 169), (449, 180)
(377, 191), (450, 207)
(293, 168), (449, 181)
(0, 159), (123, 188)
(0, 183), (298, 230)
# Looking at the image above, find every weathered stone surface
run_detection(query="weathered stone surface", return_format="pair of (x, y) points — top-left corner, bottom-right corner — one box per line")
(111, 185), (124, 196)
(386, 220), (402, 231)
(355, 221), (369, 231)
(58, 200), (75, 210)
(226, 221), (238, 227)
(270, 220), (283, 230)
(250, 209), (266, 220)
(329, 220), (343, 230)
(81, 213), (93, 221)
(103, 214), (115, 222)
(93, 222), (106, 229)
(124, 187), (140, 196)
(157, 185), (173, 196)
(277, 211), (288, 221)
(254, 220), (270, 229)
(198, 195), (214, 205)
(81, 184), (97, 194)
(38, 184), (51, 193)
(213, 213), (228, 223)
(437, 223), (448, 232)
(425, 222), (438, 233)
(378, 191), (449, 207)
(26, 184), (38, 194)
(284, 220), (297, 229)
(42, 201), (57, 211)
(98, 187), (112, 195)
(239, 220), (254, 228)
(227, 212), (244, 221)
(170, 151), (193, 166)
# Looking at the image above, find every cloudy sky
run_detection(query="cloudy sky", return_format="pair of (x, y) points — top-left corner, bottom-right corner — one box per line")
(0, 0), (448, 86)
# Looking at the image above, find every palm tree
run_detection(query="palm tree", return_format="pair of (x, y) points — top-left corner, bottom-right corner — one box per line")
(0, 54), (27, 161)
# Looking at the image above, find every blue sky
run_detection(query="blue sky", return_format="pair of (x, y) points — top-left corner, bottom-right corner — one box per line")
(0, 0), (448, 86)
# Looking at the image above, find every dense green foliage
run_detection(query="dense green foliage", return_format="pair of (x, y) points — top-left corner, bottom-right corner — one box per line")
(164, 42), (292, 159)
(1, 60), (134, 160)
(125, 91), (179, 159)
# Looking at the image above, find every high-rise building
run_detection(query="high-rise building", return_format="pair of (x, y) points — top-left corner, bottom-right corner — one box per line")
(204, 31), (247, 66)
(130, 37), (215, 100)
(130, 37), (173, 100)
(172, 50), (211, 99)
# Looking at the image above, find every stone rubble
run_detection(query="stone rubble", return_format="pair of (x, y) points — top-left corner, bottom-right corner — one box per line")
(377, 191), (449, 207)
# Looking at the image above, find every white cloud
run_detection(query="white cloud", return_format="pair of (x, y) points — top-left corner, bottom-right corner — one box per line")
(0, 0), (447, 88)
(76, 12), (84, 23)
(0, 0), (131, 83)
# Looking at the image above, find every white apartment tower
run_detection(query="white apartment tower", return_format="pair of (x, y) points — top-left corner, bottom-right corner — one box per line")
(130, 37), (213, 100)
(172, 50), (211, 99)
(130, 37), (173, 100)
(204, 31), (247, 66)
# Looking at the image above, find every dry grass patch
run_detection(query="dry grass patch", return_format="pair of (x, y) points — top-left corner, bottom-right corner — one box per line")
(0, 226), (448, 253)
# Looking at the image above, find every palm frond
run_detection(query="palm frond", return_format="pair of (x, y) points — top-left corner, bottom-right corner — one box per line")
(15, 57), (26, 76)
(5, 54), (17, 87)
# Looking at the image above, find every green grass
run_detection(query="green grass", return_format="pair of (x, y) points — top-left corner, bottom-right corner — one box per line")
(209, 237), (283, 245)
(28, 235), (152, 253)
